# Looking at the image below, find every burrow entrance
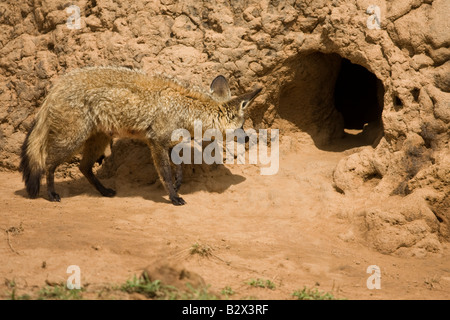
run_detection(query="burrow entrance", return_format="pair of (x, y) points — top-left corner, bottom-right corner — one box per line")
(334, 58), (384, 130)
(275, 52), (385, 149)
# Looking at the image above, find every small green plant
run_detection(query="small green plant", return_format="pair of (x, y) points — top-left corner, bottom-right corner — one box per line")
(11, 291), (31, 300)
(246, 278), (276, 290)
(292, 287), (337, 300)
(120, 273), (172, 299)
(179, 283), (218, 300)
(38, 284), (84, 300)
(119, 273), (217, 300)
(5, 278), (82, 300)
(6, 279), (31, 300)
(221, 286), (235, 297)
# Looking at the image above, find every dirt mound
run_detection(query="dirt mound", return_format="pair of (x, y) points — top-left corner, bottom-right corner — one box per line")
(142, 262), (206, 291)
(0, 0), (448, 259)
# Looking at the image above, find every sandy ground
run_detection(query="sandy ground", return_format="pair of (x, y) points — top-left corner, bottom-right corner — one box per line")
(1, 134), (449, 300)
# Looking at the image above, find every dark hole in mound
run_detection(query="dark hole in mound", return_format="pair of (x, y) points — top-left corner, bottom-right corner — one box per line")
(334, 58), (384, 130)
(276, 53), (385, 150)
(411, 88), (420, 102)
(393, 95), (403, 111)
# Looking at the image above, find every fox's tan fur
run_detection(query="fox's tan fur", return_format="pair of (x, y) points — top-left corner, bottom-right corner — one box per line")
(20, 66), (262, 205)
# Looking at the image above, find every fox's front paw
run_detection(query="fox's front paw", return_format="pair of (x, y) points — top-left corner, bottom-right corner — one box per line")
(48, 192), (61, 202)
(101, 188), (116, 197)
(171, 196), (186, 206)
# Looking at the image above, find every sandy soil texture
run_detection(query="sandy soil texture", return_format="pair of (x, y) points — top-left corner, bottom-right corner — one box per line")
(1, 135), (449, 300)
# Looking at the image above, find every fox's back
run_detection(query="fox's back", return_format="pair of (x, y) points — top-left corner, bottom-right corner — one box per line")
(54, 66), (204, 108)
(45, 66), (218, 137)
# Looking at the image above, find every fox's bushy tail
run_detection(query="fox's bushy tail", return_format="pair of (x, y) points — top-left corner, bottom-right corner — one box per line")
(19, 100), (50, 198)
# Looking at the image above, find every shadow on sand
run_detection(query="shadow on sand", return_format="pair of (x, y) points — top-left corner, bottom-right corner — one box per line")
(14, 163), (246, 204)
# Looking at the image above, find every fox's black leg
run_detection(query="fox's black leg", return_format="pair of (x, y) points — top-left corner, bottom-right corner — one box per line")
(46, 164), (61, 202)
(148, 141), (186, 206)
(174, 164), (183, 192)
(79, 132), (115, 197)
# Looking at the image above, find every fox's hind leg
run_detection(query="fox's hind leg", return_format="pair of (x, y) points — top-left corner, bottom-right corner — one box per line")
(169, 146), (183, 192)
(46, 163), (61, 202)
(148, 141), (186, 206)
(174, 164), (183, 192)
(45, 137), (88, 202)
(79, 132), (115, 197)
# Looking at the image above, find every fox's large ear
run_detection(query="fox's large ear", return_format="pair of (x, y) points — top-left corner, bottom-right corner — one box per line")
(236, 87), (262, 110)
(210, 75), (231, 102)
